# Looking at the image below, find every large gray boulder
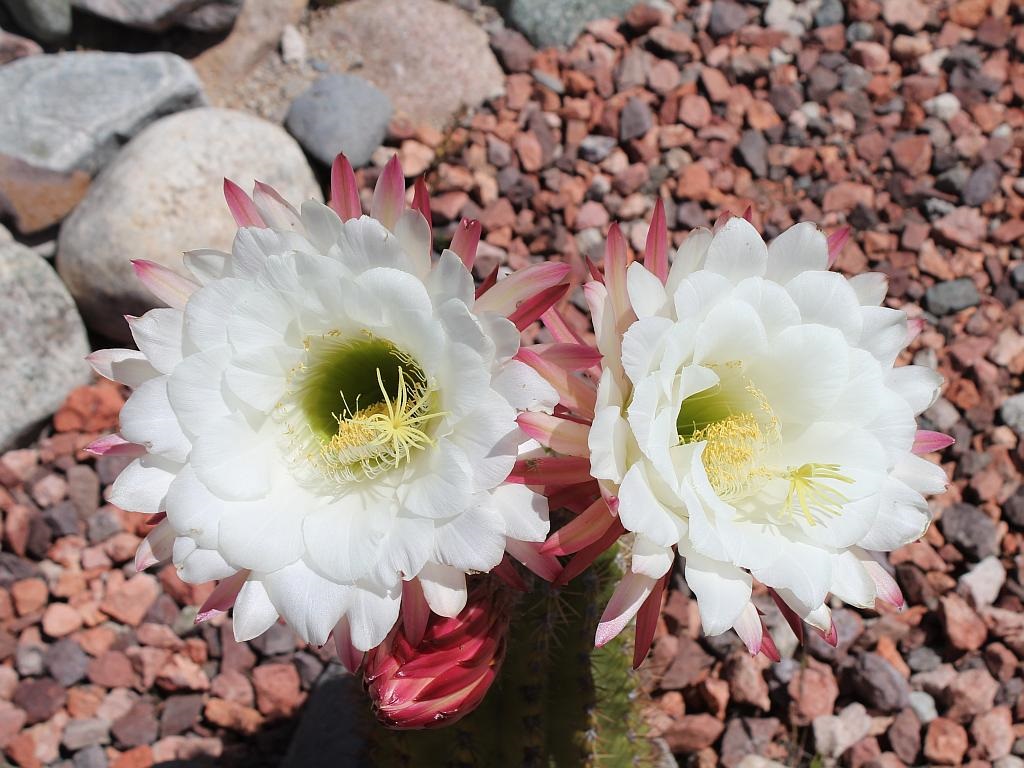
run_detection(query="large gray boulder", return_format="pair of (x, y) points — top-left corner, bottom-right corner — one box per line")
(0, 241), (91, 450)
(308, 0), (504, 130)
(72, 0), (241, 32)
(486, 0), (636, 48)
(0, 0), (71, 42)
(57, 107), (321, 341)
(0, 51), (205, 176)
(285, 75), (392, 168)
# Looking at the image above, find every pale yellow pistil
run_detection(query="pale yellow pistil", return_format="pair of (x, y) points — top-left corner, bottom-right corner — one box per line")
(781, 463), (855, 525)
(322, 367), (446, 480)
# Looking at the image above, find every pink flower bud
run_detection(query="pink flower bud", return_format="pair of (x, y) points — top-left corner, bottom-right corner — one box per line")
(363, 582), (509, 730)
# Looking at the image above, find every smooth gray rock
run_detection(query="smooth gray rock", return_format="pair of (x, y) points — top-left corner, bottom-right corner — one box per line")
(280, 664), (369, 768)
(0, 241), (91, 451)
(0, 0), (70, 42)
(925, 277), (981, 316)
(0, 52), (205, 176)
(57, 108), (320, 341)
(487, 0), (635, 48)
(1001, 392), (1024, 436)
(939, 502), (1000, 560)
(285, 75), (392, 168)
(73, 0), (239, 32)
(179, 0), (241, 31)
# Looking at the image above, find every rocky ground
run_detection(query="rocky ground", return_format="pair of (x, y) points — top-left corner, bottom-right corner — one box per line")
(0, 0), (1023, 766)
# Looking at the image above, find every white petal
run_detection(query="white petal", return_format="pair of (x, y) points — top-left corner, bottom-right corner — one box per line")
(432, 500), (506, 572)
(490, 482), (549, 542)
(891, 454), (948, 495)
(786, 271), (863, 342)
(829, 549), (876, 609)
(426, 250), (475, 308)
(88, 348), (160, 388)
(418, 562), (467, 617)
(693, 298), (769, 365)
(765, 221), (828, 283)
(183, 248), (230, 284)
(887, 365), (942, 414)
(263, 560), (349, 646)
(750, 536), (832, 610)
(223, 349), (290, 413)
(299, 200), (344, 255)
(621, 316), (673, 385)
(618, 463), (680, 547)
(219, 499), (306, 573)
(672, 270), (733, 321)
(667, 228), (713, 292)
(344, 582), (402, 651)
(745, 324), (849, 423)
(167, 350), (232, 438)
(107, 454), (178, 514)
(626, 261), (669, 318)
(183, 278), (248, 351)
(128, 308), (185, 375)
(177, 546), (236, 582)
(119, 377), (191, 462)
(588, 404), (629, 485)
(395, 209), (432, 279)
(857, 477), (930, 551)
(848, 273), (888, 306)
(491, 359), (559, 413)
(189, 414), (271, 501)
(631, 535), (674, 579)
(703, 217), (768, 283)
(859, 306), (907, 367)
(681, 547), (752, 635)
(732, 277), (801, 337)
(401, 438), (473, 519)
(302, 496), (388, 582)
(595, 571), (657, 646)
(164, 464), (223, 549)
(232, 579), (280, 642)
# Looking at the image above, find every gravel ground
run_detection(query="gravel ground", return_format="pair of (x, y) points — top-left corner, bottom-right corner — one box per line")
(2, 0), (1023, 766)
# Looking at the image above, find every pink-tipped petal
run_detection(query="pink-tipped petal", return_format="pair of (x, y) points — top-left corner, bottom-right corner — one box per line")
(643, 198), (669, 284)
(742, 205), (753, 222)
(540, 307), (585, 345)
(504, 539), (561, 582)
(195, 569), (250, 622)
(604, 223), (630, 328)
(557, 520), (626, 586)
(913, 429), (955, 454)
(146, 512), (167, 526)
(223, 178), (265, 228)
(906, 316), (926, 343)
(334, 615), (365, 673)
(412, 177), (432, 241)
(633, 574), (667, 669)
(517, 412), (591, 457)
(541, 498), (616, 556)
(134, 519), (175, 572)
(712, 210), (732, 233)
(827, 226), (851, 267)
(252, 181), (301, 230)
(402, 578), (431, 648)
(516, 348), (597, 419)
(475, 261), (572, 316)
(451, 218), (481, 270)
(733, 602), (764, 657)
(859, 556), (905, 610)
(492, 556), (529, 592)
(530, 343), (601, 371)
(85, 434), (146, 458)
(131, 260), (198, 309)
(475, 264), (499, 299)
(818, 620), (839, 647)
(596, 571), (657, 648)
(330, 153), (362, 220)
(371, 155), (406, 231)
(759, 621), (781, 662)
(769, 589), (804, 644)
(509, 283), (570, 331)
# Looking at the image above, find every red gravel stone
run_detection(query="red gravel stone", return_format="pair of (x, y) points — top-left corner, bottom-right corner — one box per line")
(924, 718), (968, 766)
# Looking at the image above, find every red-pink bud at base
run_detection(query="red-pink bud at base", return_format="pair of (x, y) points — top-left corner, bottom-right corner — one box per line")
(363, 582), (509, 730)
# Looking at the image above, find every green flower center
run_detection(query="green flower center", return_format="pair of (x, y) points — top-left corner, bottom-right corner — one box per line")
(293, 333), (443, 482)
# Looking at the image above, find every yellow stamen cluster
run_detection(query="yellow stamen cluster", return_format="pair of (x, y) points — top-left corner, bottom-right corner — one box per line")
(781, 463), (855, 525)
(693, 412), (771, 499)
(321, 366), (445, 481)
